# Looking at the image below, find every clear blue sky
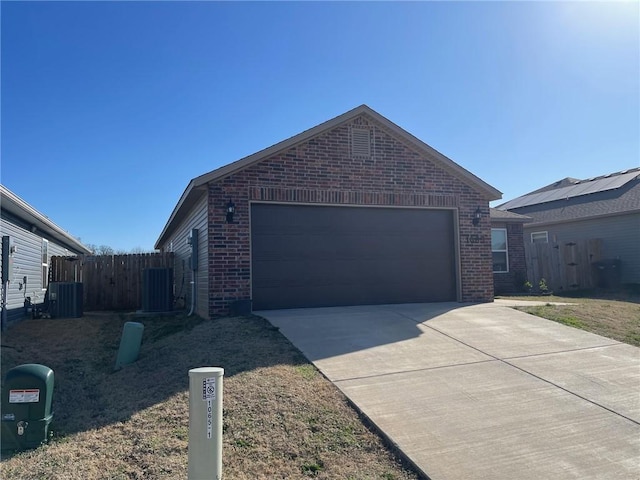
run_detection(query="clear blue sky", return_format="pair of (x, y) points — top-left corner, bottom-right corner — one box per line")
(2, 1), (638, 252)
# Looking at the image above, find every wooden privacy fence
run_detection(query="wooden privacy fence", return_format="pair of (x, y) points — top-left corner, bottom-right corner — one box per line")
(50, 253), (174, 311)
(525, 238), (603, 293)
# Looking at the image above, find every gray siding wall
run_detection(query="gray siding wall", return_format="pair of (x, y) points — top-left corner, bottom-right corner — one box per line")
(1, 216), (76, 324)
(524, 212), (640, 284)
(160, 194), (208, 318)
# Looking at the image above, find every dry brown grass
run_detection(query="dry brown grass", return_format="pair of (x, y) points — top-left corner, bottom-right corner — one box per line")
(503, 290), (640, 347)
(1, 313), (418, 479)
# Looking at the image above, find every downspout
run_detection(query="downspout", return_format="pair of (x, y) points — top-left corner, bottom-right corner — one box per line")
(1, 281), (7, 331)
(188, 270), (196, 316)
(187, 228), (199, 317)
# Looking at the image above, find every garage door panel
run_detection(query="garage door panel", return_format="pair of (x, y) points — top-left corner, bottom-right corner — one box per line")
(255, 233), (444, 261)
(254, 282), (434, 309)
(253, 258), (436, 287)
(251, 204), (456, 310)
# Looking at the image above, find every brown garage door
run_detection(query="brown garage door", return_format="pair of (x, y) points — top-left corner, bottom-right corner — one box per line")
(251, 204), (457, 310)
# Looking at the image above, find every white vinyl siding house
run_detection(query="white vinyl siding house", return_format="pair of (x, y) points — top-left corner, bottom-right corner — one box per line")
(1, 185), (91, 326)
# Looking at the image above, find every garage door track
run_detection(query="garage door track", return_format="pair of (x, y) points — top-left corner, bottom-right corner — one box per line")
(257, 301), (640, 480)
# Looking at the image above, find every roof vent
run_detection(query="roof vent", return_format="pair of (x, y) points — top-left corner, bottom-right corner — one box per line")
(351, 128), (371, 158)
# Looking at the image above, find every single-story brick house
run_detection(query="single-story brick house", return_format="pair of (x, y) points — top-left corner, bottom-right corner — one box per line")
(1, 184), (91, 327)
(155, 105), (502, 318)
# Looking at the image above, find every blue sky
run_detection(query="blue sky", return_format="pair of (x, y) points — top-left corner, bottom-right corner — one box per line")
(2, 1), (638, 252)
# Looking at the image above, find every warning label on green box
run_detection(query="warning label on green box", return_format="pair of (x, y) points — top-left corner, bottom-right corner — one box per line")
(9, 389), (40, 403)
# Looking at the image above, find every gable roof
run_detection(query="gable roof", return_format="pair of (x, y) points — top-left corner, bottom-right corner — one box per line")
(527, 177), (581, 195)
(0, 185), (92, 254)
(156, 105), (501, 248)
(497, 167), (640, 226)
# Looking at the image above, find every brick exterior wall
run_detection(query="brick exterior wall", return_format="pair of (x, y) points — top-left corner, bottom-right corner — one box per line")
(207, 114), (494, 316)
(493, 222), (528, 295)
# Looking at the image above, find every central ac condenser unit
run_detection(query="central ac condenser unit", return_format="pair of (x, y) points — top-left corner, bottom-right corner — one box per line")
(48, 282), (83, 318)
(142, 268), (173, 312)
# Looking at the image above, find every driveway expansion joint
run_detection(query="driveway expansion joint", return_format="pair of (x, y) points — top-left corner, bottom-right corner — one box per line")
(423, 323), (640, 427)
(332, 358), (497, 384)
(502, 342), (624, 361)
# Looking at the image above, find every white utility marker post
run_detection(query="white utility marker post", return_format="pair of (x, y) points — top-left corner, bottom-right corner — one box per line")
(188, 367), (224, 480)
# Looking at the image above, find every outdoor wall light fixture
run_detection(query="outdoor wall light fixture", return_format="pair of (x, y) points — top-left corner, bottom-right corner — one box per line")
(225, 199), (236, 224)
(472, 207), (482, 227)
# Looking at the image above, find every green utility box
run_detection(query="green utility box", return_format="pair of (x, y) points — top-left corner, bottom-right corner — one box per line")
(114, 321), (144, 371)
(1, 364), (54, 451)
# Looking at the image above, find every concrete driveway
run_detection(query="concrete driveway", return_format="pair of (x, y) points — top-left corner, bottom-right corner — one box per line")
(256, 301), (640, 480)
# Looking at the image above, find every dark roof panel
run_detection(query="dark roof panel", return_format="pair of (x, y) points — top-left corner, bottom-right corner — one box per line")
(499, 168), (640, 210)
(502, 176), (640, 225)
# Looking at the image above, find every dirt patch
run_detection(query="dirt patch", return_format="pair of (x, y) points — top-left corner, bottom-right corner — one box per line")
(1, 312), (419, 479)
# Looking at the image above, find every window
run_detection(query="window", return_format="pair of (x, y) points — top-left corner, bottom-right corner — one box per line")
(531, 231), (548, 244)
(491, 228), (508, 273)
(42, 239), (49, 289)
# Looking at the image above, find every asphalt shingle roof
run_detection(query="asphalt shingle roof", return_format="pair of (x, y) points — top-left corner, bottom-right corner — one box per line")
(489, 208), (531, 223)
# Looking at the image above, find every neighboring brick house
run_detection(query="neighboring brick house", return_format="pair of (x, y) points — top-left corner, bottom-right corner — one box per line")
(155, 105), (502, 317)
(490, 208), (531, 295)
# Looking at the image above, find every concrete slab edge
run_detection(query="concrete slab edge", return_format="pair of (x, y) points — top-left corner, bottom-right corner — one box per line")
(257, 311), (433, 478)
(340, 391), (432, 480)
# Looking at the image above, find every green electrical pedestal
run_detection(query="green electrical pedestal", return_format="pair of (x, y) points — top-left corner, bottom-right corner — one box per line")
(114, 321), (145, 370)
(1, 364), (54, 451)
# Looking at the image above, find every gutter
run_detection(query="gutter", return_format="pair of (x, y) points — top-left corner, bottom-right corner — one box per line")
(0, 185), (92, 255)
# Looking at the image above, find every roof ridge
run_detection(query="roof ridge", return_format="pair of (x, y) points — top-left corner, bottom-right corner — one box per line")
(155, 106), (502, 248)
(498, 168), (639, 211)
(577, 166), (640, 184)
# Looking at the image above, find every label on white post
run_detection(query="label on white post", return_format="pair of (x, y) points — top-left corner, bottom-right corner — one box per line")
(202, 377), (216, 400)
(202, 377), (216, 440)
(206, 399), (213, 439)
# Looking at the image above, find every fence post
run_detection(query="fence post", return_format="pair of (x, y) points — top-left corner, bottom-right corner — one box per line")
(188, 367), (224, 480)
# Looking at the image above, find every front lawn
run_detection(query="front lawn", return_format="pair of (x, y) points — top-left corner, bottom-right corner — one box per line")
(500, 289), (640, 347)
(1, 312), (418, 479)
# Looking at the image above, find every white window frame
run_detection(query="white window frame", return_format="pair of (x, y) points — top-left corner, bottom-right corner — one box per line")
(42, 239), (49, 289)
(491, 228), (509, 273)
(531, 231), (549, 244)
